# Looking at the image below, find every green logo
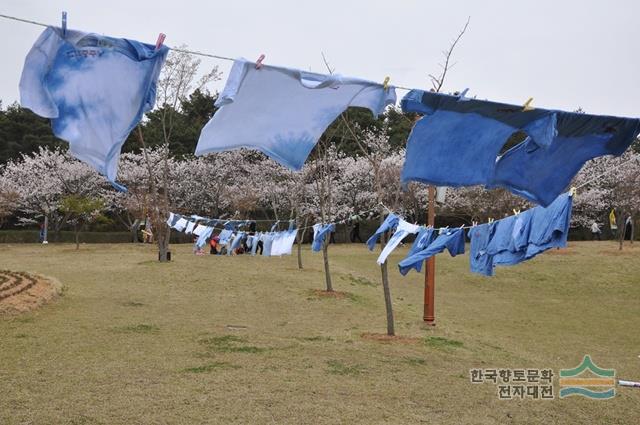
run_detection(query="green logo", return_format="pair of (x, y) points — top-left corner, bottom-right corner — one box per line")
(559, 355), (616, 399)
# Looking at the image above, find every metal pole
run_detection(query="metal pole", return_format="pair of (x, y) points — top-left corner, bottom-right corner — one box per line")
(423, 186), (436, 325)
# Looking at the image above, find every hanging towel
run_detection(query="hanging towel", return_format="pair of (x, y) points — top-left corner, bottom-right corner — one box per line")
(19, 27), (168, 191)
(195, 58), (396, 170)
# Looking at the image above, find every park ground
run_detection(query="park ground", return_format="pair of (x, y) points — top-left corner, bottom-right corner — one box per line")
(0, 241), (639, 424)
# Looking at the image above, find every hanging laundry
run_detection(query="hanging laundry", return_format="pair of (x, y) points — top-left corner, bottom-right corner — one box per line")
(270, 229), (298, 256)
(166, 213), (176, 227)
(312, 224), (335, 252)
(401, 90), (640, 206)
(192, 224), (207, 236)
(173, 217), (188, 232)
(195, 58), (397, 170)
(401, 227), (438, 274)
(366, 213), (400, 251)
(467, 222), (497, 276)
(229, 231), (246, 254)
(262, 233), (276, 256)
(218, 229), (234, 245)
(19, 27), (169, 191)
(196, 226), (214, 249)
(377, 219), (421, 265)
(397, 228), (465, 275)
(468, 192), (573, 276)
(185, 221), (197, 234)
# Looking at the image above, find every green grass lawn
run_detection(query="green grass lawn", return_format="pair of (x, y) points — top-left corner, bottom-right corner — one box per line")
(0, 241), (639, 424)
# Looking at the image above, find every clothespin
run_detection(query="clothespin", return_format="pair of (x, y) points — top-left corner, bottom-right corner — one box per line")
(488, 217), (494, 224)
(382, 76), (390, 90)
(255, 54), (266, 69)
(61, 11), (67, 37)
(513, 208), (521, 215)
(569, 186), (577, 197)
(472, 220), (478, 227)
(155, 33), (166, 51)
(457, 88), (470, 102)
(523, 97), (534, 111)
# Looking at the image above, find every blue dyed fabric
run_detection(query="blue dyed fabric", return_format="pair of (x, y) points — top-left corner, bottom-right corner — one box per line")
(20, 27), (168, 191)
(524, 193), (572, 259)
(485, 215), (529, 266)
(229, 231), (245, 254)
(311, 224), (335, 252)
(397, 228), (465, 276)
(262, 233), (275, 256)
(468, 193), (572, 276)
(196, 226), (214, 249)
(467, 223), (497, 276)
(218, 229), (234, 245)
(366, 214), (400, 251)
(195, 59), (397, 170)
(401, 227), (437, 274)
(401, 90), (640, 206)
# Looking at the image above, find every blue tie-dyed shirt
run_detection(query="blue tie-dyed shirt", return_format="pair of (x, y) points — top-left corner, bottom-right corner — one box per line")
(20, 27), (168, 191)
(195, 59), (397, 170)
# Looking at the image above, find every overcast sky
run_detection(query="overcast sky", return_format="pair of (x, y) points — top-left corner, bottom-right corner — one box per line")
(1, 0), (638, 117)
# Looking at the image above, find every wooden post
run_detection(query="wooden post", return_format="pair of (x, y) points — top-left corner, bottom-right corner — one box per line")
(423, 186), (436, 325)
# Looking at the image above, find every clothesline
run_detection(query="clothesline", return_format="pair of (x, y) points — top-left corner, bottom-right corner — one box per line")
(0, 12), (414, 91)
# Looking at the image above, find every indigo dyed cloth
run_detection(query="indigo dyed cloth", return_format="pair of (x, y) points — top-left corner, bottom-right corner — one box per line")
(366, 214), (400, 251)
(401, 90), (640, 206)
(311, 224), (335, 252)
(468, 193), (573, 276)
(377, 220), (420, 265)
(401, 227), (437, 274)
(20, 27), (168, 191)
(397, 228), (465, 276)
(196, 59), (396, 170)
(467, 223), (497, 276)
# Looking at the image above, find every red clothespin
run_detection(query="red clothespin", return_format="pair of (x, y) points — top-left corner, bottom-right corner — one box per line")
(155, 33), (166, 51)
(255, 54), (266, 69)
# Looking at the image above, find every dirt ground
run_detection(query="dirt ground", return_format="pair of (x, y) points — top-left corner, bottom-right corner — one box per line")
(0, 270), (62, 315)
(0, 241), (638, 424)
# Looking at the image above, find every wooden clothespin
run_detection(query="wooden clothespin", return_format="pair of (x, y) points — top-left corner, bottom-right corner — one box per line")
(523, 97), (534, 111)
(255, 54), (266, 69)
(383, 76), (390, 90)
(61, 11), (67, 37)
(569, 186), (577, 197)
(472, 220), (478, 227)
(488, 217), (494, 224)
(155, 33), (166, 51)
(513, 208), (521, 215)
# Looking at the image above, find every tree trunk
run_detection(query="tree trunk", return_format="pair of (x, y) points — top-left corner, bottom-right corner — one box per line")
(74, 223), (80, 250)
(321, 239), (333, 292)
(131, 219), (141, 243)
(377, 210), (395, 336)
(618, 213), (625, 251)
(157, 223), (171, 262)
(297, 217), (308, 270)
(380, 261), (395, 336)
